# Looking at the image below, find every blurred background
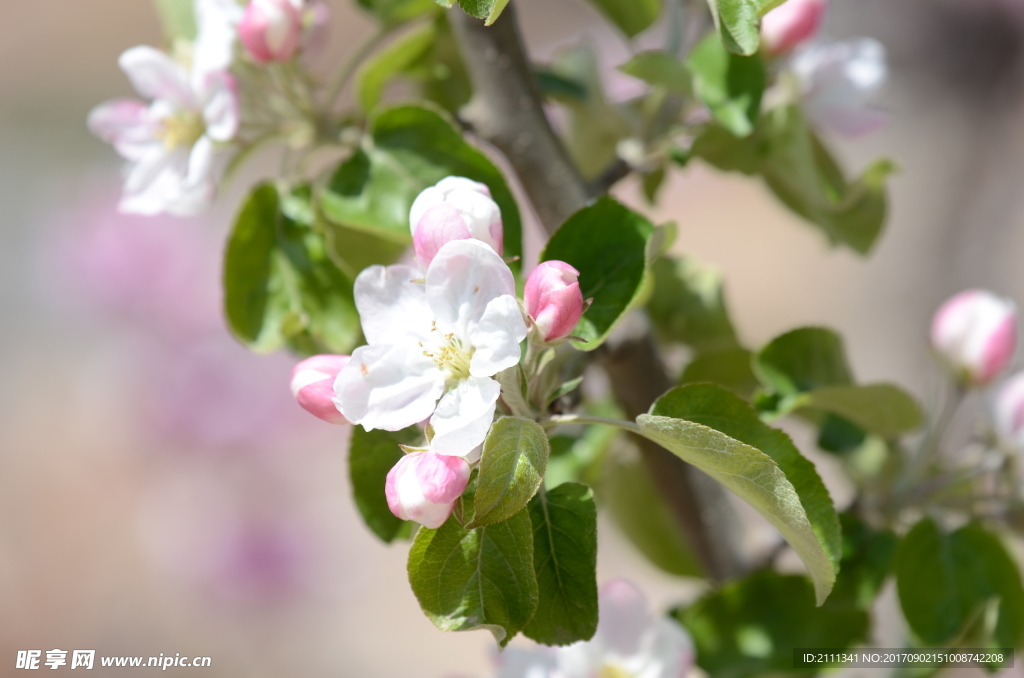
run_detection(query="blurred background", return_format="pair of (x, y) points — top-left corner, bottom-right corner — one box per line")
(3, 0), (1024, 676)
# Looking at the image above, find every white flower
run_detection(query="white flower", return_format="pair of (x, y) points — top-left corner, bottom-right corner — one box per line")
(790, 38), (887, 137)
(88, 46), (239, 216)
(193, 0), (245, 83)
(333, 239), (527, 458)
(494, 580), (696, 678)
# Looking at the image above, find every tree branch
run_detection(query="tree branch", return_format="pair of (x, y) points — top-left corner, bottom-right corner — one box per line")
(449, 3), (746, 581)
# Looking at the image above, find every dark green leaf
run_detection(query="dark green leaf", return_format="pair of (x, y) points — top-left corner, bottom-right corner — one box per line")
(648, 256), (739, 353)
(619, 51), (691, 92)
(676, 571), (868, 678)
(456, 0), (510, 24)
(357, 0), (440, 25)
(816, 414), (866, 454)
(469, 417), (549, 528)
(349, 427), (422, 542)
(153, 0), (196, 42)
(681, 348), (759, 400)
(408, 505), (538, 647)
(535, 67), (589, 101)
(600, 441), (704, 577)
(896, 518), (1024, 649)
(541, 196), (656, 350)
(583, 0), (661, 37)
(755, 327), (853, 396)
(523, 483), (599, 646)
(640, 384), (840, 603)
(686, 33), (766, 137)
(827, 512), (898, 611)
(320, 103), (522, 271)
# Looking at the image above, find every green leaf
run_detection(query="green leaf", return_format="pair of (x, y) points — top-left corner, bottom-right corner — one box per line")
(541, 197), (656, 350)
(584, 0), (661, 37)
(469, 417), (550, 528)
(600, 441), (704, 577)
(349, 427), (422, 542)
(707, 0), (761, 56)
(357, 0), (440, 25)
(805, 384), (923, 437)
(408, 504), (539, 647)
(320, 103), (523, 271)
(523, 482), (599, 646)
(536, 67), (589, 101)
(648, 256), (739, 353)
(456, 0), (510, 24)
(639, 384), (840, 604)
(755, 327), (853, 396)
(619, 51), (691, 92)
(681, 348), (759, 400)
(828, 512), (898, 611)
(686, 33), (766, 137)
(896, 518), (1024, 649)
(224, 184), (360, 355)
(675, 571), (868, 678)
(357, 23), (437, 112)
(152, 0), (196, 42)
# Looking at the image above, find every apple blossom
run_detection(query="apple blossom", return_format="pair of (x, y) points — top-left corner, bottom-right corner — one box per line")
(761, 0), (827, 56)
(291, 355), (351, 424)
(931, 289), (1017, 386)
(995, 372), (1024, 450)
(409, 177), (503, 267)
(333, 239), (527, 457)
(385, 450), (472, 528)
(790, 38), (888, 137)
(492, 580), (696, 678)
(525, 261), (584, 343)
(88, 46), (239, 216)
(239, 0), (303, 64)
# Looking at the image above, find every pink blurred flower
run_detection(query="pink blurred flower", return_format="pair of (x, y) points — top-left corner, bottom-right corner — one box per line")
(385, 450), (471, 528)
(762, 0), (827, 56)
(931, 289), (1017, 386)
(239, 0), (303, 64)
(525, 261), (584, 343)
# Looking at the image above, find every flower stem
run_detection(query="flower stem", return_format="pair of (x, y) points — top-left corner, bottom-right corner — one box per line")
(541, 413), (642, 434)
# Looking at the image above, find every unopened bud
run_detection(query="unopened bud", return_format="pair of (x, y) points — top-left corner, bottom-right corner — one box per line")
(385, 450), (471, 529)
(761, 0), (827, 56)
(931, 289), (1017, 387)
(239, 0), (303, 64)
(409, 177), (502, 267)
(995, 372), (1024, 449)
(525, 261), (584, 343)
(291, 354), (350, 424)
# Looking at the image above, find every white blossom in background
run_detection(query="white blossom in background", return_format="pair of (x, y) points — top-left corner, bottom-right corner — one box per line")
(409, 177), (504, 267)
(790, 38), (888, 137)
(88, 47), (239, 216)
(492, 580), (696, 678)
(333, 239), (527, 458)
(931, 289), (1017, 386)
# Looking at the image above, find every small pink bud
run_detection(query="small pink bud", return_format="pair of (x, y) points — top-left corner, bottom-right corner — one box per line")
(409, 177), (503, 267)
(995, 372), (1024, 449)
(525, 261), (584, 343)
(385, 451), (471, 529)
(931, 289), (1017, 386)
(761, 0), (827, 56)
(291, 354), (350, 424)
(239, 0), (303, 64)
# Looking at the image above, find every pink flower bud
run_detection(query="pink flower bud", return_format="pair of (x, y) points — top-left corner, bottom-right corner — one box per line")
(239, 0), (303, 64)
(995, 372), (1024, 449)
(525, 261), (584, 343)
(385, 451), (471, 529)
(931, 289), (1017, 386)
(409, 177), (502, 267)
(761, 0), (827, 56)
(290, 355), (350, 424)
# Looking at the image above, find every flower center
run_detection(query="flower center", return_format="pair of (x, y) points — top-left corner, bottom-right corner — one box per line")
(155, 111), (204, 151)
(420, 321), (472, 381)
(598, 665), (634, 678)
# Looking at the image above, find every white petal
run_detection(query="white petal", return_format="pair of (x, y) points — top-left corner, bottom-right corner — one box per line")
(201, 71), (239, 142)
(446, 188), (502, 251)
(436, 176), (491, 198)
(333, 344), (446, 431)
(118, 147), (185, 215)
(468, 295), (526, 377)
(193, 0), (243, 87)
(496, 648), (557, 678)
(596, 580), (654, 658)
(629, 618), (696, 678)
(87, 98), (157, 161)
(118, 46), (196, 109)
(409, 186), (445, 237)
(429, 376), (499, 456)
(556, 641), (605, 678)
(426, 239), (517, 341)
(354, 264), (434, 346)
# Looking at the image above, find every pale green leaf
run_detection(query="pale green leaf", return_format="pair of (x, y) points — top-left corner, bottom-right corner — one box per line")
(686, 33), (766, 137)
(619, 51), (690, 92)
(356, 23), (437, 112)
(806, 384), (923, 438)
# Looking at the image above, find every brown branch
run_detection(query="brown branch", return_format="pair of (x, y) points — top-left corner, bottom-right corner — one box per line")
(449, 3), (746, 581)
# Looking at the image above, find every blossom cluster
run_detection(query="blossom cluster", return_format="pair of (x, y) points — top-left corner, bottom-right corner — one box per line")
(88, 0), (328, 216)
(291, 177), (585, 528)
